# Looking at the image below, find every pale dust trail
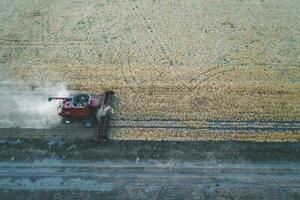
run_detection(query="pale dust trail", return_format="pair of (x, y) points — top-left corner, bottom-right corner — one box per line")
(0, 82), (69, 129)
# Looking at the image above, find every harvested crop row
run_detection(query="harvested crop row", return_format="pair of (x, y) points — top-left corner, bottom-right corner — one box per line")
(109, 128), (300, 142)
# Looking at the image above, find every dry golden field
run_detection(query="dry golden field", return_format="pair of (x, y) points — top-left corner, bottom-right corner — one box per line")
(1, 0), (299, 141)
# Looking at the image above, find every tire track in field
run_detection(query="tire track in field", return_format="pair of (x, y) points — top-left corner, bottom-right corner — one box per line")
(131, 2), (236, 91)
(106, 1), (139, 93)
(110, 119), (300, 131)
(170, 4), (236, 89)
(129, 2), (193, 91)
(130, 1), (174, 68)
(126, 11), (164, 80)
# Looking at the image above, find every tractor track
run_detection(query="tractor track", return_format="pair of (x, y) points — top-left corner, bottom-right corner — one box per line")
(2, 119), (300, 130)
(110, 120), (300, 131)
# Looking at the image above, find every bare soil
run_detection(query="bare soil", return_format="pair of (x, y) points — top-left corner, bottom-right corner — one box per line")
(0, 140), (299, 199)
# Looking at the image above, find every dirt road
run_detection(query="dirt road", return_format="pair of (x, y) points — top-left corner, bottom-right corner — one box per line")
(0, 140), (299, 199)
(0, 161), (299, 199)
(1, 0), (300, 141)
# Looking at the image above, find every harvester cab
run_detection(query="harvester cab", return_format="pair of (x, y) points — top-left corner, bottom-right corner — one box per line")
(48, 91), (115, 140)
(72, 93), (91, 108)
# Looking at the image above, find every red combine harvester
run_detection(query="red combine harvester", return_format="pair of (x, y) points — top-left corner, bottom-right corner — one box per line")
(48, 91), (114, 140)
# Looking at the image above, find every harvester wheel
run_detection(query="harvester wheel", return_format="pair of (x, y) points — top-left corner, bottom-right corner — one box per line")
(62, 117), (73, 125)
(82, 117), (95, 128)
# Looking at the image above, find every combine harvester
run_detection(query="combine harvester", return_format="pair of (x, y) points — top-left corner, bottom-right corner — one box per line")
(48, 91), (114, 141)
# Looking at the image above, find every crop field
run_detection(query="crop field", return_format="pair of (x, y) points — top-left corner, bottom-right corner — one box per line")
(1, 1), (300, 199)
(0, 0), (300, 141)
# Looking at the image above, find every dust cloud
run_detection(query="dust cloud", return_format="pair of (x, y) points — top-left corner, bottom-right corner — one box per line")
(0, 82), (70, 129)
